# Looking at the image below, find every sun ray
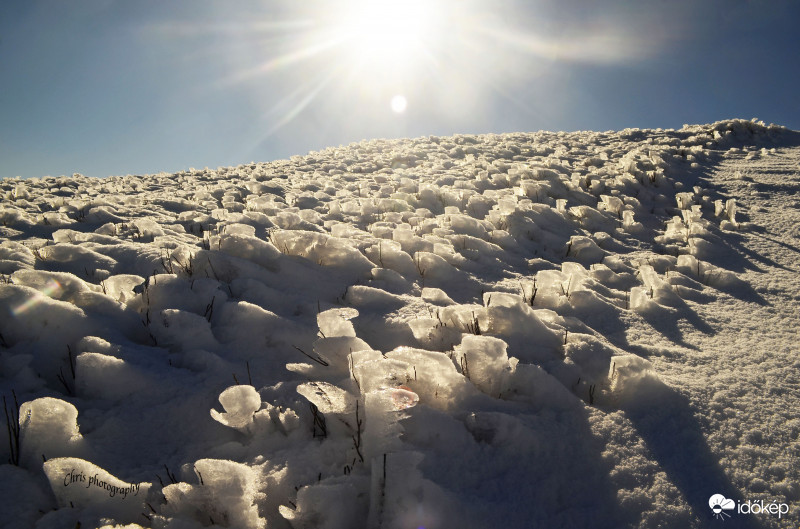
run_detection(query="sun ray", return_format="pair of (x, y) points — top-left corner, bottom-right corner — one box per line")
(264, 70), (337, 136)
(213, 36), (343, 89)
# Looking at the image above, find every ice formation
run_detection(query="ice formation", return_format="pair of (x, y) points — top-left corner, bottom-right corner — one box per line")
(1, 119), (798, 528)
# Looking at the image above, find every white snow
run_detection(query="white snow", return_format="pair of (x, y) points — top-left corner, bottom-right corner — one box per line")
(1, 118), (799, 528)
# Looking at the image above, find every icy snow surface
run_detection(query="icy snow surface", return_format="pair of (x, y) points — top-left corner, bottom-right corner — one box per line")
(1, 119), (799, 528)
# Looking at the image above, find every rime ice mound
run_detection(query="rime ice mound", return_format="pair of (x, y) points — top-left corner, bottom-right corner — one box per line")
(1, 119), (799, 528)
(210, 385), (262, 431)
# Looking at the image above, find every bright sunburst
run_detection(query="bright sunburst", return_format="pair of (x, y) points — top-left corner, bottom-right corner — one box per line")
(335, 0), (436, 60)
(228, 0), (443, 141)
(203, 0), (659, 147)
(326, 0), (442, 84)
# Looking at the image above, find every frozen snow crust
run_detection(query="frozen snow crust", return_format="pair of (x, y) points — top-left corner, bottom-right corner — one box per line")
(1, 119), (799, 528)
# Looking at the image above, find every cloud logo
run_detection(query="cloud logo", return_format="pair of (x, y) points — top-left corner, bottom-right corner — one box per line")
(709, 494), (736, 520)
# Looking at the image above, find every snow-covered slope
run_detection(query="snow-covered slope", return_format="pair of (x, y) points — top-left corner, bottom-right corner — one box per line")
(1, 119), (798, 529)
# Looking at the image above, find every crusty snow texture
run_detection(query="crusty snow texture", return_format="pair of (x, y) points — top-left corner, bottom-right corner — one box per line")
(1, 119), (799, 528)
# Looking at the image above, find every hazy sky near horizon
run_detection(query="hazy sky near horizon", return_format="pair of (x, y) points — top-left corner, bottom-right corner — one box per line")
(2, 0), (798, 179)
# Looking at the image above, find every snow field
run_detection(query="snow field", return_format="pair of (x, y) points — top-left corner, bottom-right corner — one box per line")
(0, 118), (797, 528)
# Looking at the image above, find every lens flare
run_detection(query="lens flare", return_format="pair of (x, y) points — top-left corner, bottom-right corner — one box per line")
(12, 279), (62, 316)
(390, 95), (408, 114)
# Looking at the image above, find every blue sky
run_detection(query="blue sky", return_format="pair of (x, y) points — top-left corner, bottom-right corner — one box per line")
(1, 0), (798, 179)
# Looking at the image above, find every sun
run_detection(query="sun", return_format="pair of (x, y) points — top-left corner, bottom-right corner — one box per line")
(343, 0), (428, 50)
(332, 0), (440, 72)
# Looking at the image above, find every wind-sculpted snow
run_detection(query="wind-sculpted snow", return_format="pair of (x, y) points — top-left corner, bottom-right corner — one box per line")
(1, 119), (799, 528)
